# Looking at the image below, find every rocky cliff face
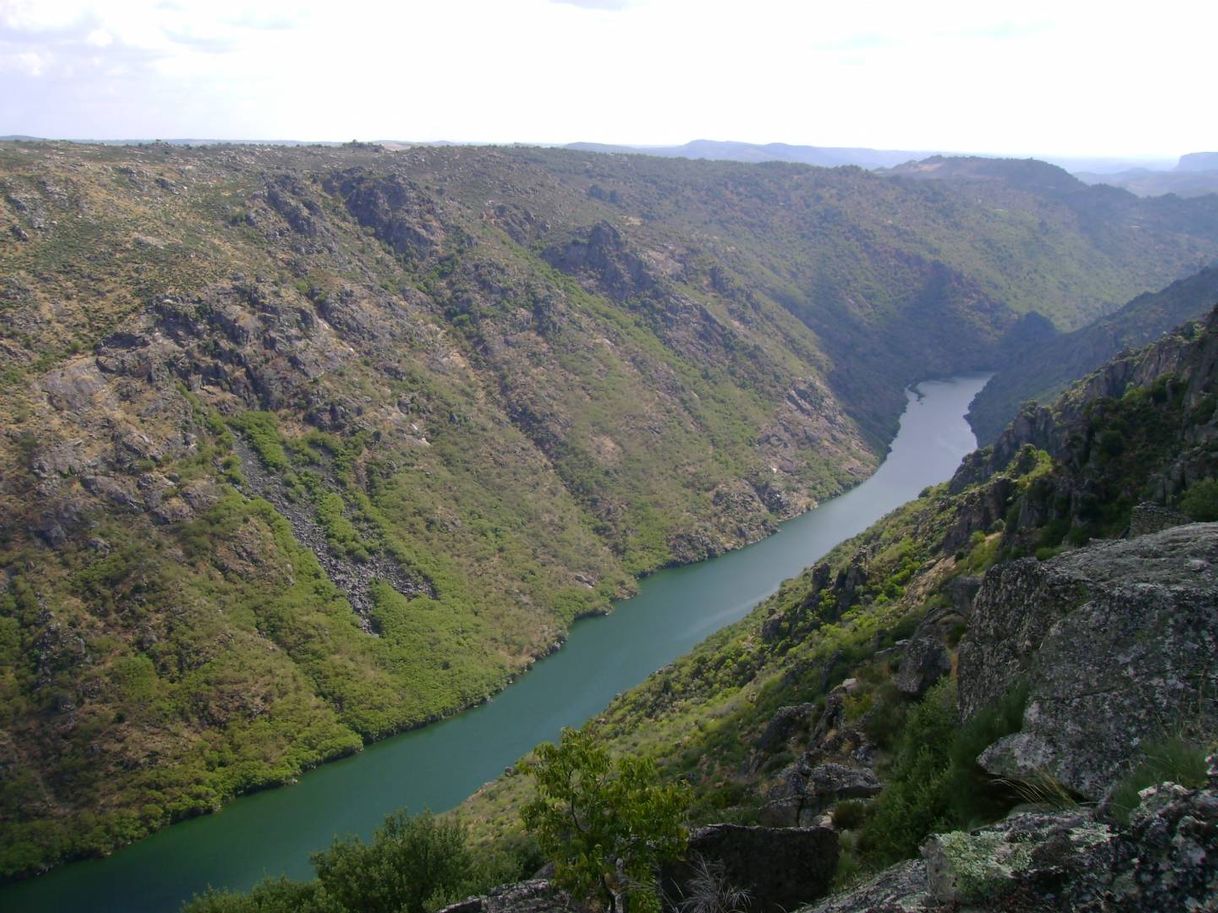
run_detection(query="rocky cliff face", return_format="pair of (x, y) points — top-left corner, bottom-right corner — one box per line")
(949, 305), (1218, 554)
(968, 266), (1218, 444)
(959, 525), (1218, 800)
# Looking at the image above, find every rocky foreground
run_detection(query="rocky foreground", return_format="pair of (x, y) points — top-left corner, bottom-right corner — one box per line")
(810, 778), (1217, 912)
(451, 777), (1217, 913)
(451, 521), (1218, 913)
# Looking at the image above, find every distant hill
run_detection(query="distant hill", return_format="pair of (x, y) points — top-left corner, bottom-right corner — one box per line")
(884, 154), (1084, 194)
(565, 139), (935, 169)
(1177, 151), (1218, 172)
(968, 265), (1218, 442)
(1075, 151), (1218, 198)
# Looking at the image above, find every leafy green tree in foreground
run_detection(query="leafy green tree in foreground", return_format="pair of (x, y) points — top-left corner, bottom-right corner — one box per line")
(520, 728), (689, 913)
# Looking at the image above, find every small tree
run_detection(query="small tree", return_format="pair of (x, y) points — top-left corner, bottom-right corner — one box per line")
(520, 728), (689, 913)
(312, 810), (471, 913)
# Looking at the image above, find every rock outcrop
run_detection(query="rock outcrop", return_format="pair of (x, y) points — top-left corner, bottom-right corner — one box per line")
(439, 880), (581, 913)
(804, 784), (1218, 913)
(958, 524), (1218, 800)
(765, 761), (882, 826)
(891, 636), (952, 698)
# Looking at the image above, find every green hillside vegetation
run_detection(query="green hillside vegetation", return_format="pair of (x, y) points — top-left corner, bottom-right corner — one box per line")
(968, 265), (1218, 442)
(4, 141), (1218, 877)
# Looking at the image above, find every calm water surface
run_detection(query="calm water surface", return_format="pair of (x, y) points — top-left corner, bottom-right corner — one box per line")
(4, 374), (988, 913)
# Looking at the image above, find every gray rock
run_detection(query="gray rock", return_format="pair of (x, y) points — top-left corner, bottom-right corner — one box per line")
(437, 880), (581, 913)
(891, 637), (951, 697)
(767, 760), (882, 826)
(797, 859), (927, 913)
(957, 524), (1218, 800)
(39, 360), (108, 412)
(941, 574), (981, 617)
(802, 786), (1218, 913)
(663, 824), (838, 913)
(1127, 501), (1192, 537)
(807, 763), (881, 806)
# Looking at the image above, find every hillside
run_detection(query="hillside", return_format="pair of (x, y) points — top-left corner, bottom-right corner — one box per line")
(460, 306), (1218, 905)
(968, 265), (1218, 442)
(4, 141), (1218, 878)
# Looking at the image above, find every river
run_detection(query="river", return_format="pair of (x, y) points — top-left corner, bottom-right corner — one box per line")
(2, 373), (989, 913)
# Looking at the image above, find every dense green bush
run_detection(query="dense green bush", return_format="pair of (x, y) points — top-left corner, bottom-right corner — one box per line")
(314, 812), (471, 913)
(1180, 478), (1218, 521)
(521, 728), (689, 913)
(183, 810), (537, 913)
(858, 680), (1027, 866)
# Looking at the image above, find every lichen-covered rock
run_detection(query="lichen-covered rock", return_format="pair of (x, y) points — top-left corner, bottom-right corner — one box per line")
(924, 811), (1110, 905)
(802, 785), (1217, 913)
(798, 859), (928, 913)
(924, 786), (1217, 912)
(437, 880), (581, 913)
(958, 524), (1218, 799)
(663, 824), (838, 913)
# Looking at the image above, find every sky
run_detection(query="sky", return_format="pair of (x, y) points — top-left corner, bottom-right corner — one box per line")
(0, 0), (1214, 161)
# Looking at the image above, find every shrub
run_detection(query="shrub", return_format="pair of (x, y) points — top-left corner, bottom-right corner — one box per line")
(830, 800), (867, 831)
(182, 810), (529, 913)
(1180, 478), (1218, 522)
(184, 878), (335, 913)
(312, 811), (472, 913)
(858, 680), (1028, 866)
(1107, 737), (1212, 823)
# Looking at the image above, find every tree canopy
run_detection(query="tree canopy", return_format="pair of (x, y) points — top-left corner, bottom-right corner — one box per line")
(520, 728), (689, 913)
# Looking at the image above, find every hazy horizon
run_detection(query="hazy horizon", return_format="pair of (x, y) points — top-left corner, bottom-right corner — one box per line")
(0, 134), (1195, 174)
(1, 0), (1213, 161)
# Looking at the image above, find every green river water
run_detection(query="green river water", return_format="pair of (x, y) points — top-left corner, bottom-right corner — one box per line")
(3, 374), (989, 913)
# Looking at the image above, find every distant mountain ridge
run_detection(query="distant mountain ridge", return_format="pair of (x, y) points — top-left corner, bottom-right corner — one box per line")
(565, 139), (937, 169)
(1076, 150), (1218, 198)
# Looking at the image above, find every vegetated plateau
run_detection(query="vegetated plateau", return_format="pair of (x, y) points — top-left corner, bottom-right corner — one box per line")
(2, 140), (1218, 881)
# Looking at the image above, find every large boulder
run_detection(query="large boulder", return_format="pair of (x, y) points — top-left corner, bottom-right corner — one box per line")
(891, 636), (951, 698)
(957, 524), (1218, 800)
(663, 824), (838, 913)
(753, 703), (816, 755)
